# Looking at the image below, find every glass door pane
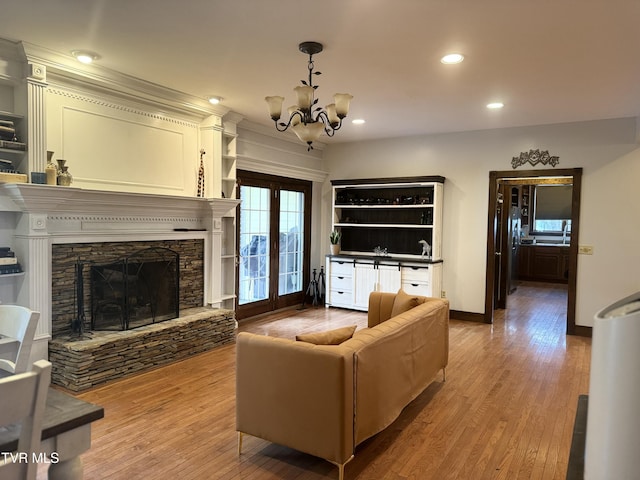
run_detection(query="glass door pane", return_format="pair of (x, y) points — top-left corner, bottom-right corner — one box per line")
(238, 185), (270, 305)
(278, 190), (304, 296)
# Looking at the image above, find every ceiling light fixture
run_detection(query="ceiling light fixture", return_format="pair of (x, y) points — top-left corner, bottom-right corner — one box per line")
(352, 119), (366, 125)
(441, 53), (464, 64)
(486, 102), (504, 109)
(208, 96), (222, 105)
(265, 41), (353, 150)
(71, 50), (100, 64)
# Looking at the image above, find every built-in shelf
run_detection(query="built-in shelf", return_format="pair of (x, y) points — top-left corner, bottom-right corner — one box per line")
(0, 111), (24, 120)
(0, 272), (25, 278)
(334, 223), (433, 229)
(332, 176), (444, 259)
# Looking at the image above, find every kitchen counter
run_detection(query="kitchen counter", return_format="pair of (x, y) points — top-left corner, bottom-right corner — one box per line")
(520, 241), (570, 247)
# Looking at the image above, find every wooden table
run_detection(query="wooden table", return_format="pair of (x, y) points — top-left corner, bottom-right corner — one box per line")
(0, 387), (104, 480)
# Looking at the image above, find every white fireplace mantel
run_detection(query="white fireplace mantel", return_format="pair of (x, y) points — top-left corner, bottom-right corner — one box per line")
(1, 183), (239, 218)
(0, 183), (239, 363)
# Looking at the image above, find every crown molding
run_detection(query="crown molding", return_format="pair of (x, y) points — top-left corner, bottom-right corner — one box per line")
(20, 41), (232, 120)
(236, 154), (327, 183)
(239, 119), (327, 151)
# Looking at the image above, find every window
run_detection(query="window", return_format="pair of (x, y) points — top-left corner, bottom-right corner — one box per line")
(533, 185), (572, 233)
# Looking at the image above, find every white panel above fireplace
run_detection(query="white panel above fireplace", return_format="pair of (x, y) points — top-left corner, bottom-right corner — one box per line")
(46, 87), (200, 196)
(62, 107), (186, 191)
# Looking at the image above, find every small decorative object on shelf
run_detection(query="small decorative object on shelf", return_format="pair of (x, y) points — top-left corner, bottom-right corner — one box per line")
(329, 229), (341, 255)
(419, 239), (431, 259)
(0, 119), (16, 141)
(373, 246), (388, 256)
(30, 172), (46, 184)
(56, 159), (73, 186)
(197, 148), (205, 197)
(46, 150), (57, 185)
(0, 246), (22, 275)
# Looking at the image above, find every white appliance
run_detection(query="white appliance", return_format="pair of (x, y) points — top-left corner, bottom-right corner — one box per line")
(585, 291), (640, 480)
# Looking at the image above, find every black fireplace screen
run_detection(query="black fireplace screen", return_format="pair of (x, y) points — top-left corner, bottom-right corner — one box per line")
(89, 247), (180, 331)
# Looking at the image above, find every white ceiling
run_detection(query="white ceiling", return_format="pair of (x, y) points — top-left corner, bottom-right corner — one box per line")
(1, 0), (639, 144)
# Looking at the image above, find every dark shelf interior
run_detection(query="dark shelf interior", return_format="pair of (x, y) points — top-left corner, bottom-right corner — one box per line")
(341, 226), (433, 256)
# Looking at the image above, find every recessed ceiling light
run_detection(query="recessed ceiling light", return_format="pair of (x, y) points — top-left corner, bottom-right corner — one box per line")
(71, 50), (100, 64)
(440, 53), (464, 64)
(352, 119), (366, 125)
(486, 102), (504, 109)
(208, 96), (222, 105)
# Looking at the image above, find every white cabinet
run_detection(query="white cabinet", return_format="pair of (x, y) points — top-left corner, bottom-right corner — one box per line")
(353, 261), (376, 309)
(326, 258), (354, 308)
(377, 263), (402, 293)
(327, 257), (426, 311)
(326, 176), (445, 311)
(401, 263), (442, 298)
(353, 261), (402, 310)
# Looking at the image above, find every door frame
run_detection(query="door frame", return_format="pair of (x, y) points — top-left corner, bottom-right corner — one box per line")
(235, 170), (312, 320)
(484, 167), (584, 335)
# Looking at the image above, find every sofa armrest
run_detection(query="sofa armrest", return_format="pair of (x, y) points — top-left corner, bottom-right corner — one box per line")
(367, 291), (396, 327)
(235, 332), (355, 465)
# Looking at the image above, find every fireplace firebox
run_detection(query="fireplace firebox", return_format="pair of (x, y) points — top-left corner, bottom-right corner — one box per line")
(88, 247), (180, 331)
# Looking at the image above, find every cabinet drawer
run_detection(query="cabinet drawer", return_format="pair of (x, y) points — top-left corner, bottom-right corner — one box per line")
(328, 290), (353, 307)
(330, 275), (352, 291)
(402, 281), (432, 297)
(401, 265), (432, 282)
(329, 260), (354, 275)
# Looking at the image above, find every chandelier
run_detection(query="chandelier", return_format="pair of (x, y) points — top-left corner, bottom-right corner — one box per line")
(265, 42), (353, 150)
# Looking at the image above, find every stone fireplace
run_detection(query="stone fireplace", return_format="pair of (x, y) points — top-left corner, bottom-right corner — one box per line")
(52, 240), (201, 336)
(1, 184), (239, 390)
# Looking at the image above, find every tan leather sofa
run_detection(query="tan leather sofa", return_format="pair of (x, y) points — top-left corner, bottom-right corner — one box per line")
(236, 291), (449, 479)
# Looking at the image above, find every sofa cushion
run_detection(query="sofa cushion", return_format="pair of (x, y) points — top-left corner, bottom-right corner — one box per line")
(296, 325), (357, 345)
(390, 289), (419, 317)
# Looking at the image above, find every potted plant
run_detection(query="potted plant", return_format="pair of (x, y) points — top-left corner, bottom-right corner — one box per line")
(329, 230), (341, 255)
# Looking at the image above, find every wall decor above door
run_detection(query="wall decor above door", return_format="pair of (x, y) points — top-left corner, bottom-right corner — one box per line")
(511, 149), (560, 169)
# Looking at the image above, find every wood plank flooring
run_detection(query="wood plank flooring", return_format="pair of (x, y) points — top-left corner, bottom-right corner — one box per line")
(38, 281), (591, 479)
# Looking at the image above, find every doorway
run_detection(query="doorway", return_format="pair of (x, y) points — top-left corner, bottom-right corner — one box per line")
(484, 168), (583, 335)
(235, 170), (312, 320)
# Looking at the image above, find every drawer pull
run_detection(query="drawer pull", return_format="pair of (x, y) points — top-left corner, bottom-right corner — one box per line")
(411, 283), (419, 287)
(338, 276), (344, 279)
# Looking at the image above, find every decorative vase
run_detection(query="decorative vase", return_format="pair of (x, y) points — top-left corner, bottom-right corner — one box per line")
(45, 151), (57, 185)
(330, 244), (340, 255)
(56, 160), (73, 186)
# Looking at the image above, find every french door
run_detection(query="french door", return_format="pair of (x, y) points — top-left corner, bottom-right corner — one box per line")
(236, 170), (311, 320)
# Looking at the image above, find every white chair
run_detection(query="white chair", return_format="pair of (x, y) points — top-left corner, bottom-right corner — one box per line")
(0, 305), (40, 376)
(0, 359), (51, 480)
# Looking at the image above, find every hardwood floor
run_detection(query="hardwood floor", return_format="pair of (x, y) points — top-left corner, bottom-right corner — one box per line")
(38, 282), (591, 479)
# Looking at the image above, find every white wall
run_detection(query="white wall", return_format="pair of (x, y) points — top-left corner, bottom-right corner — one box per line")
(322, 117), (640, 326)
